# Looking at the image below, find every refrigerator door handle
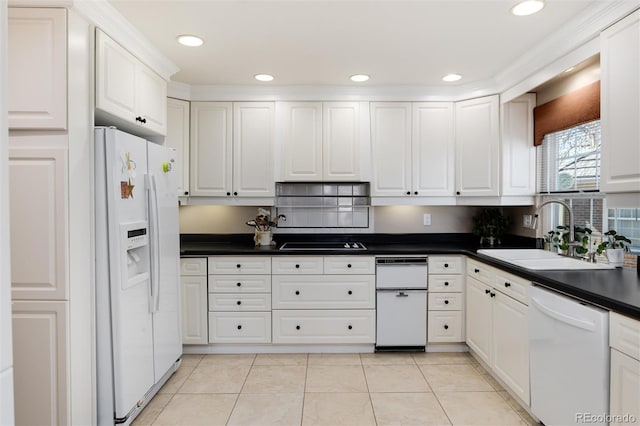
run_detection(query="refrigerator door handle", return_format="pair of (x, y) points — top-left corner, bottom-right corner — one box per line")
(147, 174), (161, 313)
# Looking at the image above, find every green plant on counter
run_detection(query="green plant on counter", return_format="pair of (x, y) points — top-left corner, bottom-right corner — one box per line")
(472, 208), (510, 245)
(546, 225), (593, 255)
(596, 230), (632, 254)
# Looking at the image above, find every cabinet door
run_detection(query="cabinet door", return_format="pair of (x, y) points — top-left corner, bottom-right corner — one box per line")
(601, 10), (640, 193)
(9, 142), (68, 300)
(181, 276), (208, 345)
(501, 94), (536, 196)
(280, 102), (323, 181)
(413, 103), (455, 196)
(8, 8), (67, 130)
(492, 292), (530, 405)
(465, 276), (492, 364)
(95, 29), (137, 125)
(455, 95), (500, 196)
(370, 102), (412, 196)
(135, 63), (167, 135)
(12, 300), (69, 426)
(166, 98), (190, 196)
(610, 349), (640, 426)
(323, 102), (360, 181)
(190, 102), (233, 196)
(233, 102), (275, 197)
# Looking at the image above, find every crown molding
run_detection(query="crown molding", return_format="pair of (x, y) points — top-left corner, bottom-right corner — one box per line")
(71, 0), (179, 81)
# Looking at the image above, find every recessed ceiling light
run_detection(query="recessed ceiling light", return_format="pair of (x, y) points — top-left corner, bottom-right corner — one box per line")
(442, 74), (463, 82)
(254, 74), (274, 82)
(511, 0), (545, 16)
(350, 74), (370, 82)
(177, 34), (204, 47)
(564, 67), (575, 73)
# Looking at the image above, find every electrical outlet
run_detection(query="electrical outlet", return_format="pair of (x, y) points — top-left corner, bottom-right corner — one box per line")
(523, 214), (533, 228)
(423, 213), (432, 226)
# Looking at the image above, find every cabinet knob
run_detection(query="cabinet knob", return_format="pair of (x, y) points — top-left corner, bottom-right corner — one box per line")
(485, 289), (490, 294)
(233, 192), (238, 196)
(348, 290), (353, 295)
(444, 263), (449, 268)
(414, 191), (418, 195)
(444, 300), (449, 305)
(237, 325), (242, 330)
(474, 268), (480, 273)
(184, 191), (189, 196)
(295, 264), (300, 268)
(237, 301), (241, 305)
(140, 117), (147, 124)
(490, 292), (496, 298)
(347, 264), (352, 268)
(236, 264), (241, 268)
(406, 191), (411, 195)
(135, 116), (142, 122)
(456, 191), (461, 195)
(504, 282), (511, 288)
(444, 282), (449, 286)
(236, 282), (242, 287)
(296, 325), (301, 330)
(295, 290), (300, 295)
(226, 192), (231, 196)
(444, 324), (449, 330)
(348, 325), (353, 330)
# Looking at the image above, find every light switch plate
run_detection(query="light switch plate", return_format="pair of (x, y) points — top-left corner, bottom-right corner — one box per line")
(523, 214), (532, 227)
(423, 213), (432, 226)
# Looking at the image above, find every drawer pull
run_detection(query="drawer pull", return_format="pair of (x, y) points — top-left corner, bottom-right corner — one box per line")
(348, 290), (353, 295)
(237, 282), (242, 287)
(347, 264), (352, 268)
(504, 282), (511, 288)
(444, 300), (449, 305)
(444, 324), (449, 330)
(296, 325), (301, 330)
(295, 264), (300, 269)
(236, 301), (241, 305)
(490, 292), (496, 298)
(348, 325), (353, 330)
(444, 282), (449, 286)
(237, 325), (242, 330)
(444, 263), (449, 268)
(474, 268), (480, 273)
(295, 290), (300, 295)
(236, 264), (241, 268)
(485, 289), (490, 294)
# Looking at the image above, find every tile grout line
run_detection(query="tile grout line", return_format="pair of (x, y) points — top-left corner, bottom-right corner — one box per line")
(300, 353), (309, 426)
(359, 353), (379, 426)
(224, 353), (257, 426)
(416, 362), (454, 426)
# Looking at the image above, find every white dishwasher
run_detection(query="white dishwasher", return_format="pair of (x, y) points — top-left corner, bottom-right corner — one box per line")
(376, 257), (428, 350)
(528, 285), (609, 426)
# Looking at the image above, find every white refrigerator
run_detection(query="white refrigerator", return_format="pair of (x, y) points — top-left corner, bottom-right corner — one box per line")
(95, 127), (182, 425)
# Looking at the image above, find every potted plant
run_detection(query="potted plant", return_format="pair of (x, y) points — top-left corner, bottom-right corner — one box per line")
(472, 208), (510, 246)
(596, 230), (632, 268)
(545, 225), (593, 255)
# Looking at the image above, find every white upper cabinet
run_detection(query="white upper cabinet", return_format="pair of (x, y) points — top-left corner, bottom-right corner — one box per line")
(413, 102), (455, 196)
(190, 102), (274, 198)
(166, 98), (190, 197)
(190, 102), (233, 197)
(455, 95), (500, 197)
(95, 29), (167, 136)
(233, 102), (275, 197)
(501, 94), (536, 196)
(600, 10), (640, 193)
(370, 102), (412, 196)
(370, 102), (454, 198)
(281, 102), (323, 181)
(8, 8), (67, 130)
(323, 102), (361, 181)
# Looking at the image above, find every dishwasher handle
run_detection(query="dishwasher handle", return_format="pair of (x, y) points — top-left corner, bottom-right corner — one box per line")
(396, 292), (409, 297)
(530, 296), (596, 332)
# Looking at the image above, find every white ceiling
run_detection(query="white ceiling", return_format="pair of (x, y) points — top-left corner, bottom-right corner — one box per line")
(109, 0), (598, 87)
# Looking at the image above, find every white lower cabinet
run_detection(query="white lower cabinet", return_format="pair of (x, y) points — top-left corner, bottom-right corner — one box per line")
(465, 259), (531, 406)
(180, 258), (208, 345)
(610, 312), (640, 425)
(12, 300), (69, 426)
(428, 256), (465, 343)
(272, 310), (375, 344)
(208, 312), (271, 343)
(428, 311), (463, 342)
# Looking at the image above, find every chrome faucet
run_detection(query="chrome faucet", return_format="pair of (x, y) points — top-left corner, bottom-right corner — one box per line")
(532, 199), (580, 257)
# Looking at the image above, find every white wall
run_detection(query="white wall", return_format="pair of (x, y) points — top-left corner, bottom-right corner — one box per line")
(0, 1), (15, 424)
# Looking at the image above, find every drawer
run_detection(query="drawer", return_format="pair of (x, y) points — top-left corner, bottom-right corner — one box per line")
(429, 275), (463, 292)
(428, 311), (463, 343)
(208, 275), (271, 293)
(180, 258), (207, 276)
(611, 312), (640, 361)
(208, 256), (271, 275)
(208, 293), (271, 312)
(493, 271), (530, 305)
(272, 275), (375, 309)
(467, 258), (495, 285)
(208, 312), (271, 343)
(428, 292), (463, 311)
(272, 257), (323, 274)
(272, 309), (375, 344)
(429, 256), (464, 274)
(324, 256), (375, 275)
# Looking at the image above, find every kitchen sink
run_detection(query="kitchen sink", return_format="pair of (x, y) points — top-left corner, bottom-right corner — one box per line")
(477, 249), (615, 270)
(279, 241), (367, 251)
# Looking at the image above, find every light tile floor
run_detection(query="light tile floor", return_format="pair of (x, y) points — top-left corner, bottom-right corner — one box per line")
(133, 352), (539, 426)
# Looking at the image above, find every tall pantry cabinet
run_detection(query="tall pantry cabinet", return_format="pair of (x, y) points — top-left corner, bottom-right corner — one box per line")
(8, 7), (94, 425)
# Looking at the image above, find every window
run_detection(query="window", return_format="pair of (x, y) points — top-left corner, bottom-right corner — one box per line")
(608, 208), (640, 253)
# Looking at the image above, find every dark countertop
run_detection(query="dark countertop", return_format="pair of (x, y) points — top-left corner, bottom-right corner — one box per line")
(181, 233), (640, 320)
